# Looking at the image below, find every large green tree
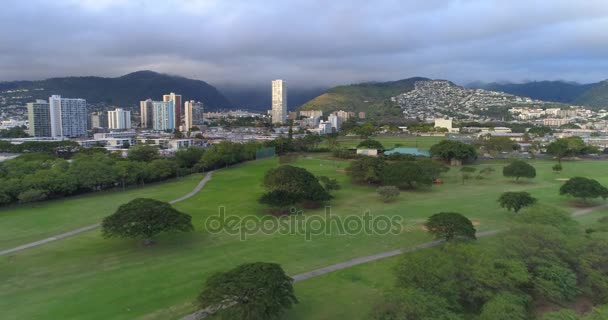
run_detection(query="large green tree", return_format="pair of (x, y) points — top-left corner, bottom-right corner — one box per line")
(381, 161), (433, 189)
(101, 198), (193, 245)
(503, 160), (536, 181)
(261, 165), (331, 206)
(346, 157), (386, 184)
(559, 177), (608, 202)
(425, 212), (477, 241)
(498, 192), (537, 213)
(197, 262), (297, 320)
(429, 140), (477, 164)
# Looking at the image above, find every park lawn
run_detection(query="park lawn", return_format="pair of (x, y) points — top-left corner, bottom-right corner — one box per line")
(326, 135), (445, 150)
(0, 174), (204, 251)
(285, 208), (608, 320)
(1, 156), (607, 320)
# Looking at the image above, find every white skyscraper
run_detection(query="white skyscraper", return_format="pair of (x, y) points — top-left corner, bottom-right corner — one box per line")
(328, 114), (340, 131)
(152, 101), (175, 131)
(108, 108), (132, 130)
(271, 80), (287, 124)
(184, 100), (204, 131)
(49, 95), (87, 138)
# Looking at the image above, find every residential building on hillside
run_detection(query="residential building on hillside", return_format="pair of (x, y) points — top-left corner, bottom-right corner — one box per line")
(27, 100), (51, 137)
(49, 95), (87, 138)
(163, 93), (182, 128)
(152, 101), (175, 131)
(300, 110), (323, 118)
(108, 108), (131, 129)
(271, 80), (287, 124)
(140, 99), (154, 128)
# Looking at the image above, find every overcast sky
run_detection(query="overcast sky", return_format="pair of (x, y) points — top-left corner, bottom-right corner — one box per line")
(2, 0), (608, 88)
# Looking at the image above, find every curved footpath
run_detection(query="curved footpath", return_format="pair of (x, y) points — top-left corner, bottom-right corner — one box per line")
(183, 204), (608, 320)
(0, 172), (214, 256)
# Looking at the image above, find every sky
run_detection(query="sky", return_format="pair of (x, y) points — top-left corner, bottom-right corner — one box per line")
(2, 0), (608, 88)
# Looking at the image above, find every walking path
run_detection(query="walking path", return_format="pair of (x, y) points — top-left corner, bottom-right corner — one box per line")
(0, 172), (214, 256)
(183, 204), (607, 320)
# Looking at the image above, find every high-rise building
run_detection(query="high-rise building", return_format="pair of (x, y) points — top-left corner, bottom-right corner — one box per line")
(163, 93), (182, 128)
(184, 100), (204, 131)
(140, 99), (154, 128)
(27, 100), (52, 137)
(152, 101), (175, 131)
(89, 111), (108, 129)
(49, 95), (87, 138)
(271, 80), (287, 124)
(108, 108), (132, 130)
(328, 114), (340, 131)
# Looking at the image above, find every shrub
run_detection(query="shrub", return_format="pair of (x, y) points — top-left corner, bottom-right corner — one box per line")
(377, 186), (400, 203)
(17, 189), (48, 203)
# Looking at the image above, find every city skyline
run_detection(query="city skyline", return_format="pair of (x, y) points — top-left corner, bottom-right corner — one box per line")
(1, 1), (608, 88)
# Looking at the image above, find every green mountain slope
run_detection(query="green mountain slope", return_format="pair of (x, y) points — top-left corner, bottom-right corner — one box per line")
(0, 71), (232, 110)
(573, 80), (608, 109)
(298, 77), (429, 118)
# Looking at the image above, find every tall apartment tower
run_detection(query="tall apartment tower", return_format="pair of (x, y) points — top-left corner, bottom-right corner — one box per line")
(163, 93), (182, 128)
(184, 100), (204, 131)
(108, 108), (132, 130)
(49, 95), (87, 138)
(89, 111), (108, 129)
(140, 99), (154, 128)
(27, 100), (52, 137)
(152, 101), (175, 131)
(271, 80), (287, 124)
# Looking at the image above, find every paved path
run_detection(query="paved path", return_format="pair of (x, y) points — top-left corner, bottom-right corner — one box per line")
(0, 172), (214, 256)
(571, 203), (608, 217)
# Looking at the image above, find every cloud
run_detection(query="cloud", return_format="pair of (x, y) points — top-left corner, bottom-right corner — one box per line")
(1, 0), (608, 87)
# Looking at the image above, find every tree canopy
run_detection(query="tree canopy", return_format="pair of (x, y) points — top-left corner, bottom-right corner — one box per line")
(346, 156), (386, 184)
(127, 144), (159, 162)
(498, 192), (537, 213)
(357, 139), (384, 150)
(381, 161), (433, 189)
(560, 177), (608, 202)
(101, 198), (193, 244)
(429, 140), (477, 164)
(546, 137), (598, 163)
(425, 212), (477, 241)
(197, 262), (297, 320)
(260, 165), (331, 207)
(503, 160), (536, 180)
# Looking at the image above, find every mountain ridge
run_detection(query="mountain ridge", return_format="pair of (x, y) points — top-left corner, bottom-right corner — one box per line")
(0, 71), (233, 110)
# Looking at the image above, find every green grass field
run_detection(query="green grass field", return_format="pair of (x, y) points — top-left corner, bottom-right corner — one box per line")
(1, 155), (607, 320)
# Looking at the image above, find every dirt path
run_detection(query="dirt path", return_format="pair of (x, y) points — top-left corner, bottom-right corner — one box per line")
(0, 172), (213, 256)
